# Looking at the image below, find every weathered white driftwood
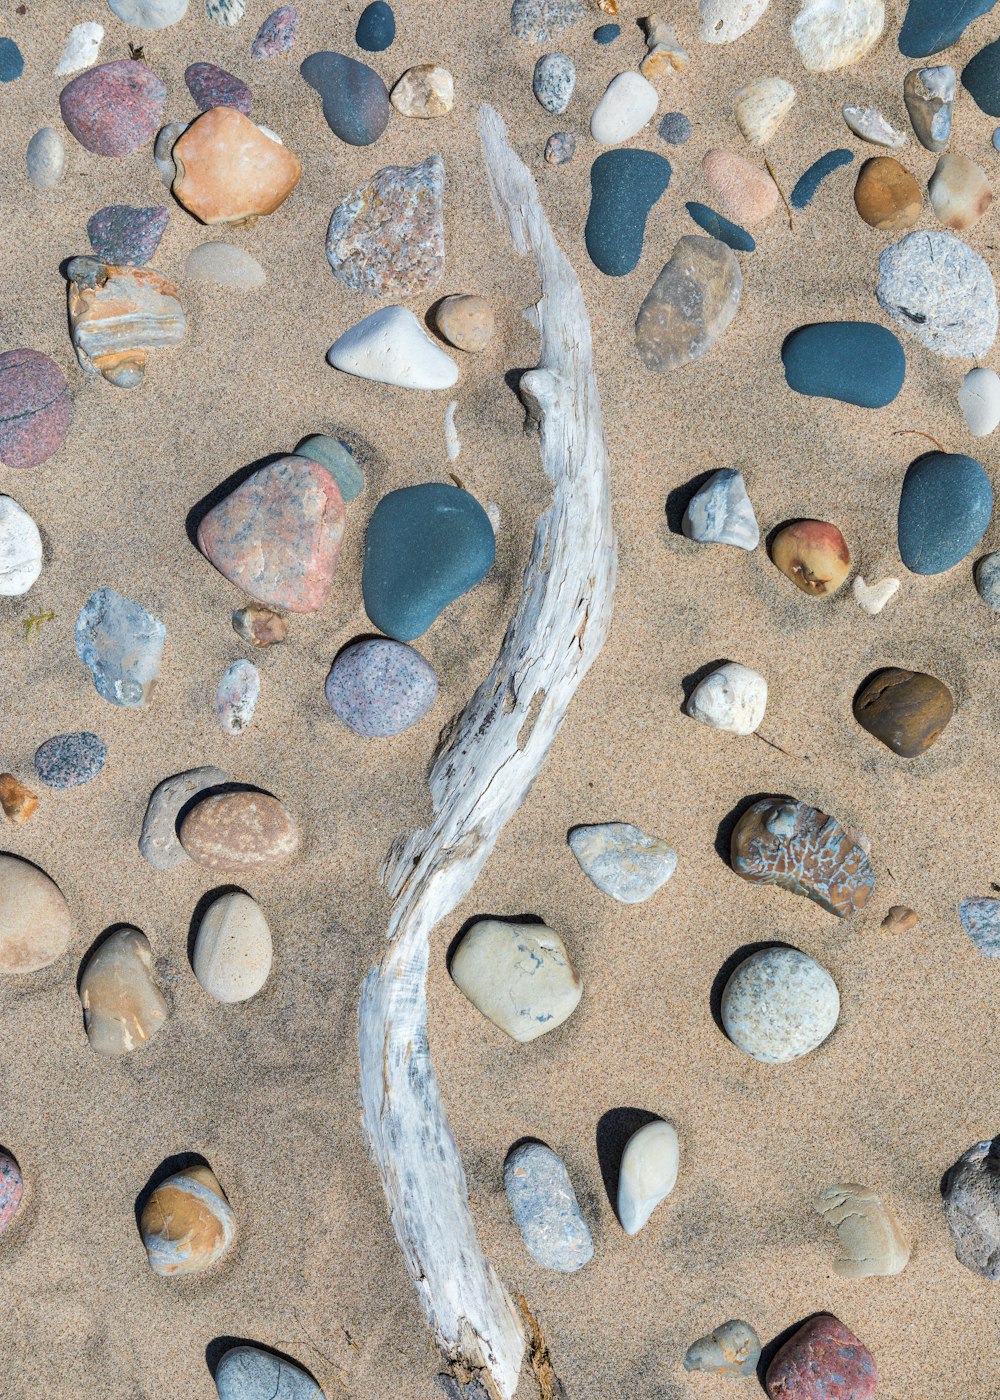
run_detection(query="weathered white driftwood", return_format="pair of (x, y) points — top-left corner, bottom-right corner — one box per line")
(358, 104), (617, 1400)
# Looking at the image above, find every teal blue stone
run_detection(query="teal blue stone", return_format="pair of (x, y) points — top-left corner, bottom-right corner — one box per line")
(898, 452), (993, 575)
(594, 22), (619, 41)
(356, 1), (395, 51)
(782, 322), (905, 408)
(963, 35), (1000, 116)
(362, 484), (496, 641)
(790, 149), (853, 210)
(901, 0), (996, 57)
(685, 202), (755, 252)
(0, 38), (23, 82)
(294, 435), (364, 502)
(585, 150), (671, 277)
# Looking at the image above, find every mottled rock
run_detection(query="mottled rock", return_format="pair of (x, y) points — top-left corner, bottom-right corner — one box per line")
(722, 946), (839, 1063)
(0, 774), (38, 824)
(700, 0), (770, 43)
(107, 0), (188, 27)
(963, 35), (1000, 117)
(782, 321), (905, 407)
(636, 236), (742, 371)
(586, 149), (671, 277)
(854, 155), (921, 230)
(87, 204), (169, 266)
(852, 575), (900, 614)
(590, 71), (658, 145)
(686, 661), (767, 734)
(173, 108), (301, 225)
(731, 796), (875, 916)
(534, 53), (575, 114)
(0, 349), (72, 469)
(842, 104), (907, 147)
(300, 51), (390, 145)
(682, 468), (759, 549)
(569, 823), (676, 904)
(640, 15), (689, 77)
(765, 1316), (876, 1398)
(877, 231), (997, 357)
(904, 65), (955, 152)
(79, 927), (168, 1057)
(356, 0), (395, 51)
(734, 77), (795, 145)
(816, 1182), (910, 1277)
(328, 306), (458, 389)
(206, 0), (245, 25)
(0, 854), (72, 973)
(139, 766), (228, 870)
(703, 148), (778, 225)
(325, 637), (437, 737)
(929, 153), (993, 229)
(34, 732), (106, 789)
(232, 604), (287, 646)
(251, 5), (298, 59)
(326, 156), (444, 297)
(55, 21), (104, 76)
(67, 259), (186, 389)
(901, 0), (995, 57)
(854, 668), (953, 756)
(216, 659), (260, 734)
(510, 0), (584, 43)
(617, 1120), (679, 1234)
(943, 1136), (1000, 1277)
(0, 1152), (23, 1234)
(390, 64), (454, 118)
(180, 790), (300, 870)
(977, 550), (1000, 608)
(193, 891), (272, 1002)
(898, 452), (993, 574)
(215, 1347), (325, 1400)
(958, 898), (1000, 955)
(504, 1142), (593, 1271)
(791, 0), (884, 72)
(0, 496), (42, 595)
(185, 61), (252, 115)
(544, 130), (577, 164)
(685, 1320), (761, 1377)
(60, 60), (166, 157)
(772, 520), (851, 596)
(140, 1165), (236, 1276)
(75, 587), (166, 708)
(435, 295), (495, 353)
(660, 113), (691, 145)
(686, 201), (756, 251)
(293, 435), (364, 501)
(186, 242), (266, 288)
(960, 367), (1000, 437)
(450, 918), (582, 1041)
(26, 127), (65, 189)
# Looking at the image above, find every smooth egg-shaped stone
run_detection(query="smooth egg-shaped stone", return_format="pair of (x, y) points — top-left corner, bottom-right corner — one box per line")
(504, 1141), (593, 1272)
(140, 1164), (236, 1276)
(898, 452), (993, 574)
(450, 918), (582, 1041)
(901, 0), (996, 57)
(854, 667), (953, 756)
(362, 483), (496, 641)
(0, 1151), (23, 1234)
(300, 52), (390, 145)
(356, 1), (395, 51)
(139, 766), (228, 870)
(585, 150), (671, 277)
(79, 926), (168, 1056)
(179, 790), (300, 870)
(617, 1119), (679, 1234)
(326, 637), (437, 736)
(961, 368), (1000, 438)
(963, 35), (1000, 117)
(193, 891), (272, 1003)
(722, 946), (839, 1063)
(0, 853), (73, 973)
(782, 321), (905, 408)
(34, 731), (106, 789)
(215, 1346), (326, 1400)
(26, 127), (65, 189)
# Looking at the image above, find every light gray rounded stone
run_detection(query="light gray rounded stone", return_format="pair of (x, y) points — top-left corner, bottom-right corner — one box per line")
(107, 0), (189, 28)
(960, 367), (1000, 437)
(0, 496), (42, 595)
(194, 891), (272, 1003)
(153, 121), (188, 185)
(215, 1345), (325, 1399)
(721, 946), (839, 1063)
(450, 918), (582, 1041)
(504, 1141), (593, 1272)
(617, 1120), (679, 1234)
(186, 242), (266, 288)
(139, 765), (228, 870)
(569, 823), (676, 904)
(682, 468), (759, 549)
(686, 662), (767, 734)
(533, 53), (575, 114)
(876, 231), (998, 358)
(26, 127), (65, 189)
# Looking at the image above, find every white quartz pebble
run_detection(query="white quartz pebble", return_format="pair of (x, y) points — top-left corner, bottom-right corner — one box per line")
(590, 72), (658, 146)
(791, 0), (884, 72)
(0, 496), (42, 596)
(852, 575), (900, 615)
(617, 1120), (679, 1235)
(959, 367), (1000, 437)
(686, 662), (767, 735)
(216, 659), (260, 734)
(700, 0), (770, 43)
(54, 21), (103, 75)
(328, 306), (458, 389)
(193, 891), (273, 1003)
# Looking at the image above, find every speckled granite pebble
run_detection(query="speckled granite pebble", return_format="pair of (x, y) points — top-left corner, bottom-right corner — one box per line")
(326, 637), (437, 736)
(544, 131), (576, 164)
(765, 1314), (876, 1399)
(206, 0), (246, 24)
(35, 732), (106, 789)
(976, 550), (1000, 607)
(139, 766), (228, 870)
(185, 61), (252, 114)
(569, 823), (676, 903)
(87, 205), (169, 266)
(215, 1345), (326, 1399)
(252, 5), (298, 59)
(0, 349), (73, 469)
(60, 60), (166, 157)
(504, 1141), (593, 1272)
(0, 1152), (23, 1233)
(722, 946), (839, 1063)
(659, 111), (692, 143)
(533, 52), (575, 114)
(327, 155), (444, 296)
(511, 0), (584, 43)
(959, 898), (1000, 955)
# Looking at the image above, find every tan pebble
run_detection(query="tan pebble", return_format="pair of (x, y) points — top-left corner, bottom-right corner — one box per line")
(733, 76), (795, 146)
(640, 15), (689, 77)
(771, 519), (850, 595)
(0, 774), (38, 824)
(232, 603), (288, 647)
(929, 153), (993, 231)
(179, 790), (300, 870)
(854, 156), (922, 232)
(815, 1182), (910, 1277)
(172, 107), (301, 225)
(882, 905), (918, 933)
(0, 853), (73, 973)
(390, 65), (454, 119)
(79, 926), (168, 1057)
(702, 149), (779, 226)
(140, 1164), (236, 1276)
(435, 294), (495, 353)
(193, 891), (272, 1003)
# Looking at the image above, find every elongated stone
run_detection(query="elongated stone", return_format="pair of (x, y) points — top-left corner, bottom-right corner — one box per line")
(731, 796), (875, 916)
(842, 104), (907, 147)
(327, 156), (444, 296)
(179, 790), (300, 870)
(108, 0), (188, 27)
(815, 1182), (910, 1277)
(511, 0), (584, 43)
(534, 52), (575, 114)
(0, 854), (73, 974)
(636, 236), (741, 371)
(900, 0), (995, 57)
(904, 65), (955, 152)
(0, 1152), (23, 1234)
(791, 148), (854, 209)
(300, 51), (390, 145)
(139, 766), (228, 870)
(585, 150), (670, 277)
(67, 259), (186, 389)
(79, 926), (168, 1057)
(590, 71), (658, 146)
(685, 202), (755, 251)
(216, 659), (260, 733)
(75, 587), (166, 708)
(0, 496), (42, 595)
(617, 1120), (679, 1234)
(0, 349), (72, 469)
(173, 108), (301, 224)
(504, 1141), (593, 1271)
(140, 1164), (236, 1276)
(943, 1137), (1000, 1278)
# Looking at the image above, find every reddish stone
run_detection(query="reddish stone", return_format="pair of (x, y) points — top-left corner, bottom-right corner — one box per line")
(0, 349), (73, 469)
(59, 60), (166, 157)
(197, 456), (346, 612)
(766, 1315), (877, 1399)
(184, 61), (253, 115)
(0, 1151), (22, 1234)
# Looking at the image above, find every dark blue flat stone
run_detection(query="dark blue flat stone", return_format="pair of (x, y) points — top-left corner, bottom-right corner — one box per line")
(900, 0), (996, 57)
(356, 0), (395, 51)
(585, 150), (671, 277)
(594, 22), (619, 41)
(300, 51), (390, 145)
(362, 483), (496, 641)
(790, 149), (854, 210)
(898, 452), (993, 575)
(686, 202), (755, 252)
(963, 35), (1000, 116)
(0, 38), (23, 82)
(782, 322), (905, 408)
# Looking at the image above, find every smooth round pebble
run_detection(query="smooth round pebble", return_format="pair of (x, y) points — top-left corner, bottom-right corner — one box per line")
(591, 71), (658, 145)
(854, 667), (953, 756)
(215, 1346), (325, 1400)
(960, 367), (1000, 436)
(34, 732), (106, 789)
(659, 111), (691, 143)
(854, 156), (921, 231)
(435, 294), (495, 352)
(140, 1164), (236, 1276)
(544, 130), (576, 164)
(721, 946), (839, 1063)
(533, 52), (575, 114)
(179, 790), (300, 870)
(26, 127), (65, 189)
(59, 60), (166, 157)
(326, 637), (437, 737)
(594, 22), (620, 42)
(450, 918), (582, 1042)
(193, 891), (273, 1003)
(897, 451), (993, 574)
(617, 1120), (679, 1234)
(356, 0), (395, 51)
(0, 349), (73, 469)
(0, 1151), (23, 1233)
(186, 242), (266, 288)
(686, 661), (766, 734)
(0, 496), (42, 596)
(0, 853), (73, 974)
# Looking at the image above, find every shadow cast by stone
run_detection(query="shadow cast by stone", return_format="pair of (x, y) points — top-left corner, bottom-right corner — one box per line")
(445, 912), (547, 971)
(679, 657), (732, 714)
(205, 1336), (323, 1389)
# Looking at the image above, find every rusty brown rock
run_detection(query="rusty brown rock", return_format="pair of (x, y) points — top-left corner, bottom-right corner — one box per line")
(854, 667), (953, 757)
(730, 796), (875, 917)
(66, 257), (185, 389)
(882, 904), (918, 933)
(172, 107), (301, 225)
(854, 156), (922, 232)
(179, 790), (299, 870)
(0, 774), (38, 824)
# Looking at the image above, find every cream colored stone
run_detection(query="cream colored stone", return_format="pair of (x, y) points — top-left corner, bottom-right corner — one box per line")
(815, 1182), (910, 1277)
(791, 0), (884, 71)
(193, 891), (272, 1003)
(0, 854), (72, 972)
(79, 926), (168, 1056)
(733, 77), (795, 146)
(172, 107), (301, 225)
(450, 918), (582, 1042)
(390, 65), (454, 118)
(617, 1121), (679, 1234)
(929, 154), (993, 231)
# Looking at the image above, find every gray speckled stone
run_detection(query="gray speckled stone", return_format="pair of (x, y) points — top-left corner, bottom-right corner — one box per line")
(943, 1137), (1000, 1279)
(659, 110), (692, 143)
(504, 1141), (593, 1272)
(976, 551), (1000, 608)
(34, 732), (106, 789)
(684, 1319), (761, 1376)
(326, 637), (437, 737)
(139, 766), (228, 870)
(721, 947), (839, 1063)
(215, 1344), (325, 1398)
(511, 0), (584, 42)
(533, 53), (575, 114)
(876, 231), (997, 357)
(75, 588), (166, 708)
(326, 156), (444, 296)
(682, 468), (759, 549)
(959, 898), (1000, 955)
(569, 823), (676, 903)
(450, 918), (582, 1041)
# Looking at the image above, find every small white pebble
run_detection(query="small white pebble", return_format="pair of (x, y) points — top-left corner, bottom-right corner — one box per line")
(444, 400), (461, 461)
(852, 575), (900, 615)
(54, 21), (103, 76)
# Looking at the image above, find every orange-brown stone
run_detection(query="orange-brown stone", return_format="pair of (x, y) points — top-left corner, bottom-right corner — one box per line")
(172, 107), (302, 225)
(179, 790), (300, 870)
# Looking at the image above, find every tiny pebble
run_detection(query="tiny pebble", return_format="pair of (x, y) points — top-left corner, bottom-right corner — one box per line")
(34, 732), (106, 789)
(544, 130), (576, 164)
(594, 22), (619, 41)
(882, 905), (918, 933)
(232, 603), (287, 646)
(976, 550), (1000, 608)
(659, 111), (691, 144)
(685, 1320), (761, 1377)
(435, 294), (495, 352)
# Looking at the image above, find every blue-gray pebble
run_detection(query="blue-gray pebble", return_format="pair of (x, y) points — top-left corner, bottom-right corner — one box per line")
(504, 1141), (593, 1273)
(294, 435), (364, 502)
(782, 322), (905, 408)
(900, 0), (996, 58)
(959, 898), (1000, 956)
(355, 1), (395, 51)
(75, 587), (167, 709)
(300, 52), (390, 145)
(659, 111), (691, 144)
(898, 452), (993, 575)
(790, 149), (854, 210)
(0, 38), (23, 82)
(533, 52), (575, 114)
(686, 202), (755, 252)
(215, 1345), (325, 1400)
(975, 550), (1000, 607)
(594, 22), (619, 42)
(963, 35), (1000, 117)
(35, 732), (107, 789)
(585, 150), (671, 277)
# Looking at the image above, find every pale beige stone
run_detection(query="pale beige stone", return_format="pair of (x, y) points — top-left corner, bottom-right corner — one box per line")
(450, 918), (582, 1042)
(390, 65), (454, 119)
(0, 854), (72, 973)
(172, 107), (301, 225)
(193, 891), (272, 1003)
(79, 926), (168, 1057)
(702, 149), (779, 225)
(815, 1182), (910, 1277)
(733, 77), (795, 146)
(929, 154), (993, 231)
(435, 294), (495, 352)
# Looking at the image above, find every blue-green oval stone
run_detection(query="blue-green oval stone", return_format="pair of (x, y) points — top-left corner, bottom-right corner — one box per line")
(898, 452), (993, 575)
(356, 1), (395, 51)
(963, 35), (1000, 116)
(782, 322), (905, 408)
(685, 202), (755, 252)
(900, 0), (996, 58)
(585, 149), (671, 277)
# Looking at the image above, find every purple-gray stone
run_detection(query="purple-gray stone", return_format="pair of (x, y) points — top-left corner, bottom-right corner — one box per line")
(35, 732), (106, 789)
(326, 637), (437, 737)
(504, 1141), (593, 1273)
(75, 587), (166, 708)
(251, 5), (298, 59)
(86, 205), (169, 266)
(184, 61), (252, 114)
(300, 51), (390, 145)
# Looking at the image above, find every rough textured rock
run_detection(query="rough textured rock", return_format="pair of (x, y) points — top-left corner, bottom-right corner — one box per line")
(216, 659), (260, 733)
(791, 0), (884, 71)
(842, 103), (907, 147)
(0, 496), (42, 595)
(586, 150), (671, 277)
(215, 1347), (324, 1400)
(854, 668), (953, 756)
(504, 1142), (593, 1272)
(782, 321), (905, 408)
(568, 823), (677, 903)
(140, 1165), (236, 1276)
(852, 574), (900, 614)
(186, 242), (266, 288)
(75, 587), (166, 708)
(639, 15), (688, 77)
(206, 0), (246, 25)
(943, 1137), (1000, 1277)
(682, 468), (758, 548)
(702, 149), (778, 225)
(544, 130), (577, 164)
(958, 898), (1000, 955)
(590, 71), (658, 145)
(510, 0), (584, 43)
(79, 927), (168, 1057)
(731, 796), (875, 916)
(897, 451), (993, 574)
(876, 231), (997, 357)
(184, 61), (253, 115)
(685, 1321), (761, 1377)
(636, 236), (742, 371)
(87, 204), (169, 266)
(173, 108), (301, 224)
(300, 51), (390, 144)
(734, 77), (795, 145)
(179, 790), (300, 870)
(26, 127), (66, 188)
(34, 732), (106, 789)
(700, 0), (770, 44)
(722, 946), (839, 1063)
(854, 156), (921, 230)
(928, 153), (993, 229)
(686, 661), (767, 734)
(251, 5), (298, 59)
(0, 774), (39, 824)
(771, 520), (851, 596)
(882, 904), (917, 932)
(765, 1315), (877, 1398)
(904, 65), (955, 151)
(325, 638), (438, 737)
(59, 60), (166, 157)
(0, 854), (73, 974)
(67, 259), (186, 389)
(659, 110), (692, 143)
(450, 918), (582, 1041)
(153, 120), (188, 185)
(232, 603), (287, 645)
(139, 766), (228, 870)
(815, 1183), (910, 1277)
(390, 64), (454, 118)
(0, 1152), (23, 1234)
(326, 156), (444, 297)
(328, 306), (458, 389)
(617, 1120), (679, 1234)
(193, 891), (272, 1002)
(0, 349), (72, 469)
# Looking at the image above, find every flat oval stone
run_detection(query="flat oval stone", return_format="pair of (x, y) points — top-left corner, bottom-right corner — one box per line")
(294, 435), (364, 500)
(636, 236), (742, 372)
(0, 854), (73, 973)
(791, 0), (884, 71)
(568, 822), (676, 903)
(898, 452), (992, 574)
(108, 0), (188, 27)
(685, 202), (755, 251)
(435, 295), (495, 353)
(216, 659), (260, 733)
(450, 918), (582, 1041)
(60, 60), (166, 157)
(362, 483), (496, 641)
(79, 926), (168, 1056)
(0, 1151), (23, 1234)
(75, 587), (166, 708)
(963, 35), (1000, 116)
(703, 149), (778, 225)
(685, 1320), (761, 1377)
(686, 661), (767, 734)
(87, 204), (169, 266)
(842, 103), (907, 147)
(617, 1120), (679, 1234)
(300, 51), (390, 145)
(853, 155), (921, 230)
(731, 796), (875, 916)
(585, 150), (671, 277)
(140, 1164), (236, 1276)
(326, 637), (437, 736)
(185, 61), (253, 114)
(854, 668), (953, 756)
(682, 468), (759, 549)
(139, 765), (228, 870)
(901, 0), (995, 56)
(534, 52), (575, 114)
(173, 108), (302, 225)
(0, 349), (72, 469)
(179, 790), (300, 870)
(328, 306), (458, 389)
(504, 1141), (593, 1272)
(782, 321), (904, 407)
(26, 127), (65, 189)
(590, 71), (658, 145)
(595, 21), (619, 41)
(327, 155), (444, 297)
(722, 946), (839, 1063)
(252, 5), (298, 59)
(193, 891), (272, 1002)
(356, 0), (395, 50)
(790, 148), (854, 209)
(186, 242), (266, 288)
(943, 1137), (1000, 1277)
(765, 1315), (876, 1398)
(0, 496), (42, 596)
(877, 231), (997, 357)
(35, 732), (106, 789)
(0, 37), (23, 81)
(216, 1346), (325, 1400)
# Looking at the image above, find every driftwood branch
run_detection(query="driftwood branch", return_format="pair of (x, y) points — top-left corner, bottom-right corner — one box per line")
(358, 103), (617, 1400)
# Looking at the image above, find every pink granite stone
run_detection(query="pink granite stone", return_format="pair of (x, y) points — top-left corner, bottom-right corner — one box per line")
(0, 349), (73, 469)
(766, 1315), (877, 1399)
(197, 456), (346, 612)
(59, 60), (166, 157)
(251, 5), (298, 59)
(184, 61), (253, 115)
(0, 1150), (23, 1234)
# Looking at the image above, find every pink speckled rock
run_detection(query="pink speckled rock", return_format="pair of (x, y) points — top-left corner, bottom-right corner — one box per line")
(0, 1150), (23, 1234)
(0, 349), (73, 469)
(184, 61), (252, 115)
(59, 60), (166, 157)
(766, 1315), (876, 1399)
(702, 148), (779, 227)
(197, 456), (346, 613)
(251, 5), (298, 59)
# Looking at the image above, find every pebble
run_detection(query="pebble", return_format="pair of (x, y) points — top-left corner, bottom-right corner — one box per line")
(636, 236), (742, 372)
(585, 150), (671, 277)
(995, 126), (1000, 151)
(640, 16), (688, 78)
(55, 21), (104, 76)
(590, 72), (659, 146)
(977, 551), (1000, 609)
(568, 823), (677, 903)
(929, 152), (993, 229)
(682, 468), (759, 549)
(685, 1321), (761, 1377)
(35, 732), (106, 789)
(685, 661), (767, 734)
(772, 520), (850, 595)
(594, 22), (620, 42)
(390, 64), (454, 118)
(900, 0), (994, 56)
(533, 53), (575, 114)
(328, 306), (458, 389)
(107, 0), (188, 26)
(139, 766), (228, 870)
(903, 65), (955, 151)
(252, 5), (298, 59)
(960, 367), (1000, 436)
(722, 946), (839, 1063)
(0, 348), (72, 469)
(852, 575), (900, 614)
(734, 77), (795, 146)
(702, 149), (777, 225)
(75, 587), (166, 709)
(154, 121), (188, 185)
(731, 796), (875, 916)
(450, 918), (582, 1041)
(815, 1182), (910, 1277)
(326, 155), (444, 297)
(87, 204), (169, 266)
(944, 1138), (1000, 1278)
(79, 927), (168, 1057)
(877, 231), (997, 358)
(791, 0), (884, 71)
(544, 131), (576, 164)
(26, 127), (65, 190)
(0, 774), (39, 824)
(216, 659), (260, 734)
(179, 790), (300, 871)
(0, 1152), (23, 1235)
(510, 0), (584, 43)
(617, 1120), (679, 1234)
(0, 36), (22, 82)
(659, 111), (691, 144)
(685, 202), (756, 251)
(233, 603), (287, 646)
(0, 496), (42, 595)
(790, 148), (854, 209)
(842, 103), (907, 147)
(435, 295), (495, 353)
(215, 1347), (325, 1400)
(185, 242), (266, 288)
(766, 1316), (876, 1398)
(67, 259), (186, 389)
(198, 456), (346, 613)
(294, 435), (365, 500)
(963, 35), (1000, 117)
(193, 891), (273, 1002)
(356, 0), (395, 51)
(173, 108), (301, 225)
(0, 854), (73, 974)
(700, 0), (770, 44)
(363, 483), (495, 640)
(206, 0), (246, 24)
(882, 904), (917, 932)
(300, 51), (390, 145)
(60, 60), (166, 157)
(958, 897), (1000, 955)
(504, 1142), (593, 1272)
(326, 638), (438, 736)
(140, 1165), (236, 1276)
(854, 667), (953, 756)
(782, 320), (905, 408)
(897, 451), (993, 574)
(184, 61), (253, 115)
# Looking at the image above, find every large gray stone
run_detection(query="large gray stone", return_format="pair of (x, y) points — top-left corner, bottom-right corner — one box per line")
(139, 766), (228, 870)
(635, 236), (742, 371)
(876, 231), (997, 358)
(943, 1137), (1000, 1279)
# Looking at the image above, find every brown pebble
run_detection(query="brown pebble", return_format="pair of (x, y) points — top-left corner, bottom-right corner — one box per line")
(0, 774), (38, 824)
(854, 157), (922, 232)
(882, 905), (918, 933)
(179, 790), (299, 870)
(854, 667), (953, 757)
(435, 294), (495, 353)
(232, 604), (288, 647)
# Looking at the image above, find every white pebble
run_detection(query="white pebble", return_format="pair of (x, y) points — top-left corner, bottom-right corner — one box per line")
(328, 306), (458, 390)
(193, 891), (272, 1003)
(851, 575), (900, 615)
(791, 0), (884, 72)
(959, 367), (1000, 437)
(54, 21), (103, 76)
(216, 659), (260, 734)
(686, 661), (767, 735)
(26, 128), (65, 191)
(842, 104), (907, 148)
(617, 1120), (679, 1235)
(700, 0), (770, 43)
(590, 72), (659, 146)
(445, 400), (461, 460)
(106, 0), (189, 29)
(733, 77), (795, 146)
(0, 496), (42, 596)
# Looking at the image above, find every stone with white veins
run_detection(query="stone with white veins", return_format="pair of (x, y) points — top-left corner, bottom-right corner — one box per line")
(617, 1120), (679, 1235)
(106, 0), (189, 28)
(960, 367), (1000, 437)
(876, 231), (998, 358)
(54, 21), (103, 76)
(682, 468), (759, 550)
(791, 0), (884, 73)
(216, 659), (260, 734)
(328, 306), (458, 389)
(733, 77), (795, 146)
(590, 72), (658, 146)
(700, 0), (770, 44)
(685, 661), (767, 735)
(842, 104), (907, 148)
(26, 128), (65, 189)
(139, 765), (228, 870)
(75, 587), (166, 708)
(569, 823), (677, 904)
(0, 496), (42, 596)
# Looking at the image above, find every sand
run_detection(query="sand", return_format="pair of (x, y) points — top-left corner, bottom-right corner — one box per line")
(1, 0), (1000, 1396)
